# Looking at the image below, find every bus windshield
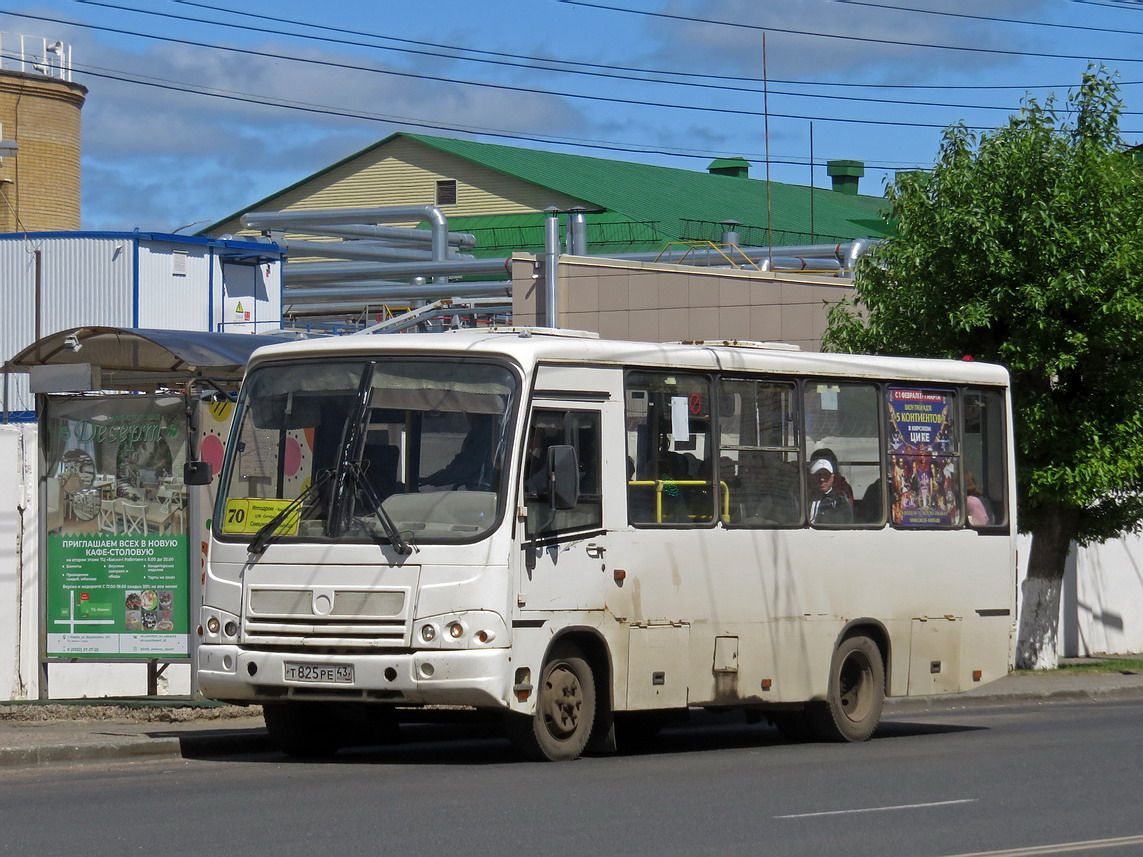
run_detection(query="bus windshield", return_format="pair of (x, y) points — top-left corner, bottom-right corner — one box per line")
(217, 357), (518, 545)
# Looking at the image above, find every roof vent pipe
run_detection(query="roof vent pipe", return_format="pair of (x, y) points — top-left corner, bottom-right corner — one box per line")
(543, 208), (561, 328)
(707, 157), (750, 178)
(566, 208), (589, 256)
(826, 160), (865, 195)
(720, 219), (742, 247)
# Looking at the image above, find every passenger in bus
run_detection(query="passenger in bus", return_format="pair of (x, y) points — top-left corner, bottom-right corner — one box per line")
(423, 413), (496, 491)
(809, 448), (854, 503)
(966, 470), (993, 526)
(809, 458), (853, 524)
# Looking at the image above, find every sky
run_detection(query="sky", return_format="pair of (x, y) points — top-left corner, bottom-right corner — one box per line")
(2, 0), (1142, 233)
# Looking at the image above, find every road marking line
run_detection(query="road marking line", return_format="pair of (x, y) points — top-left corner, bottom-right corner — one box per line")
(933, 833), (1143, 856)
(776, 798), (976, 819)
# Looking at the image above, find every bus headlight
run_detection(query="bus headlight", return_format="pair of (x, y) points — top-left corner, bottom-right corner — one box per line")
(414, 611), (507, 650)
(201, 607), (240, 644)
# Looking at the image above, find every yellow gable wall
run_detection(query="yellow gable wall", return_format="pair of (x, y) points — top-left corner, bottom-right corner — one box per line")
(211, 136), (589, 239)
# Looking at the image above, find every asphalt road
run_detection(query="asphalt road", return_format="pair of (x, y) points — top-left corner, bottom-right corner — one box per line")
(3, 700), (1142, 857)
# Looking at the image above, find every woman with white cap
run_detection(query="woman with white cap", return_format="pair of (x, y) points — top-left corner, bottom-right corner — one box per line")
(808, 457), (853, 524)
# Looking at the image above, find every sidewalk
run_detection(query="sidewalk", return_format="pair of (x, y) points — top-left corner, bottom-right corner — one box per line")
(2, 666), (1141, 769)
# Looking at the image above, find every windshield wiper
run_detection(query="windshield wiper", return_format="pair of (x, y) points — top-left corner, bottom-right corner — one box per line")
(248, 468), (336, 555)
(346, 461), (414, 555)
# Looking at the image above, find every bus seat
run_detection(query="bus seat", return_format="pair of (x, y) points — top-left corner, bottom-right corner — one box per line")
(855, 480), (884, 523)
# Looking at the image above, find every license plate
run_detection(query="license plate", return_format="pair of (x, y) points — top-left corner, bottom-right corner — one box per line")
(284, 662), (354, 684)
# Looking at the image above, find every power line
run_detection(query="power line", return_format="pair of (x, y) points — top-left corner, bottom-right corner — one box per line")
(836, 0), (1143, 37)
(68, 0), (1143, 95)
(69, 2), (1130, 116)
(60, 59), (939, 172)
(78, 1), (1111, 115)
(557, 0), (1143, 64)
(1, 7), (1082, 124)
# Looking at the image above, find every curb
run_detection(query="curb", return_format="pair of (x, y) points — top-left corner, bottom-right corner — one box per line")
(0, 726), (273, 769)
(0, 737), (185, 768)
(885, 684), (1143, 714)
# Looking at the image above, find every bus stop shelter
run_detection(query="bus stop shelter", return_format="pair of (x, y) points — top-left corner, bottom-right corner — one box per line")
(4, 326), (290, 698)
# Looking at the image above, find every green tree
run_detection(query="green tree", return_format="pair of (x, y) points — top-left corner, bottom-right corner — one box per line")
(823, 68), (1143, 669)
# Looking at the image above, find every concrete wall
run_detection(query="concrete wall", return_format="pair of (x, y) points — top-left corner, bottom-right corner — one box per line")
(0, 424), (36, 699)
(1064, 538), (1143, 656)
(512, 254), (852, 351)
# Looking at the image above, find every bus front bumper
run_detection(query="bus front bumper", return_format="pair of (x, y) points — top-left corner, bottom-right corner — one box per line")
(197, 644), (514, 709)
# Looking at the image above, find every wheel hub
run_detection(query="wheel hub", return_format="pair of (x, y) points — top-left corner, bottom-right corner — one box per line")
(542, 664), (583, 738)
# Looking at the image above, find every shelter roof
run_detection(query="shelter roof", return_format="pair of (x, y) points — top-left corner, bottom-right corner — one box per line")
(6, 326), (292, 391)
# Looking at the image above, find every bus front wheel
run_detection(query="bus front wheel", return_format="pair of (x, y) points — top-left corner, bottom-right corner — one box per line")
(808, 635), (884, 742)
(507, 643), (597, 761)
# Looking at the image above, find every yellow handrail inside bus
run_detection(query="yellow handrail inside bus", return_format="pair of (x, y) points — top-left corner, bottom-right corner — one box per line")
(628, 479), (731, 523)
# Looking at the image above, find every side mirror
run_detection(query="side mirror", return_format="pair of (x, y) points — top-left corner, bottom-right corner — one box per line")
(183, 460), (213, 486)
(548, 445), (579, 511)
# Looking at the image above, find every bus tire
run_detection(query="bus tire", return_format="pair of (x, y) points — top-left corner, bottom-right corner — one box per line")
(808, 635), (884, 742)
(263, 702), (345, 757)
(507, 643), (596, 761)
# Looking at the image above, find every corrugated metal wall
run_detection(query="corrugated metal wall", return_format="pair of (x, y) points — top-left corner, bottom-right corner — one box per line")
(1, 235), (133, 413)
(0, 234), (283, 414)
(136, 240), (212, 330)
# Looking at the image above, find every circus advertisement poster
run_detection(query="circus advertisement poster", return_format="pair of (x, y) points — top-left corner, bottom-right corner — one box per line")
(42, 395), (190, 659)
(887, 389), (960, 527)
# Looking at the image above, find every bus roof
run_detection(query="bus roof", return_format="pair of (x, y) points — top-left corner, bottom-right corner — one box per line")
(249, 328), (1009, 387)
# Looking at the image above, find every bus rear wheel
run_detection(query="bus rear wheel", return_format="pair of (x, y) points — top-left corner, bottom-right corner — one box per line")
(507, 643), (596, 761)
(808, 635), (884, 742)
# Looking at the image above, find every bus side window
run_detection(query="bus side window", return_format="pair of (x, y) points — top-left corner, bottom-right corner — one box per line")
(626, 371), (715, 526)
(963, 388), (1007, 528)
(804, 382), (883, 528)
(718, 377), (801, 527)
(524, 409), (602, 537)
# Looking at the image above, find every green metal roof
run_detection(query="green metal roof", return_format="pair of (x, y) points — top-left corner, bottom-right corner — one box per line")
(405, 134), (891, 252)
(203, 132), (891, 253)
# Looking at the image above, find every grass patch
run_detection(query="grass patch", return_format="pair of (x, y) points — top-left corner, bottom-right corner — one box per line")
(1012, 658), (1143, 676)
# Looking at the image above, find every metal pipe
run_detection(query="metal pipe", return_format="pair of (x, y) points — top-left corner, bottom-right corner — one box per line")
(566, 209), (588, 256)
(282, 257), (511, 284)
(543, 211), (560, 328)
(597, 241), (866, 270)
(279, 239), (468, 262)
(243, 205), (456, 284)
(283, 281), (510, 303)
(283, 301), (512, 317)
(759, 256), (842, 272)
(841, 237), (881, 272)
(268, 222), (476, 248)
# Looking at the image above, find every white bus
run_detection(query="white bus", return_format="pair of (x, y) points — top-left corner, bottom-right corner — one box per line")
(196, 329), (1016, 760)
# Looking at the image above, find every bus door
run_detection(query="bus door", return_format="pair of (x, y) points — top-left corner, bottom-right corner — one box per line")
(516, 371), (624, 614)
(517, 400), (610, 612)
